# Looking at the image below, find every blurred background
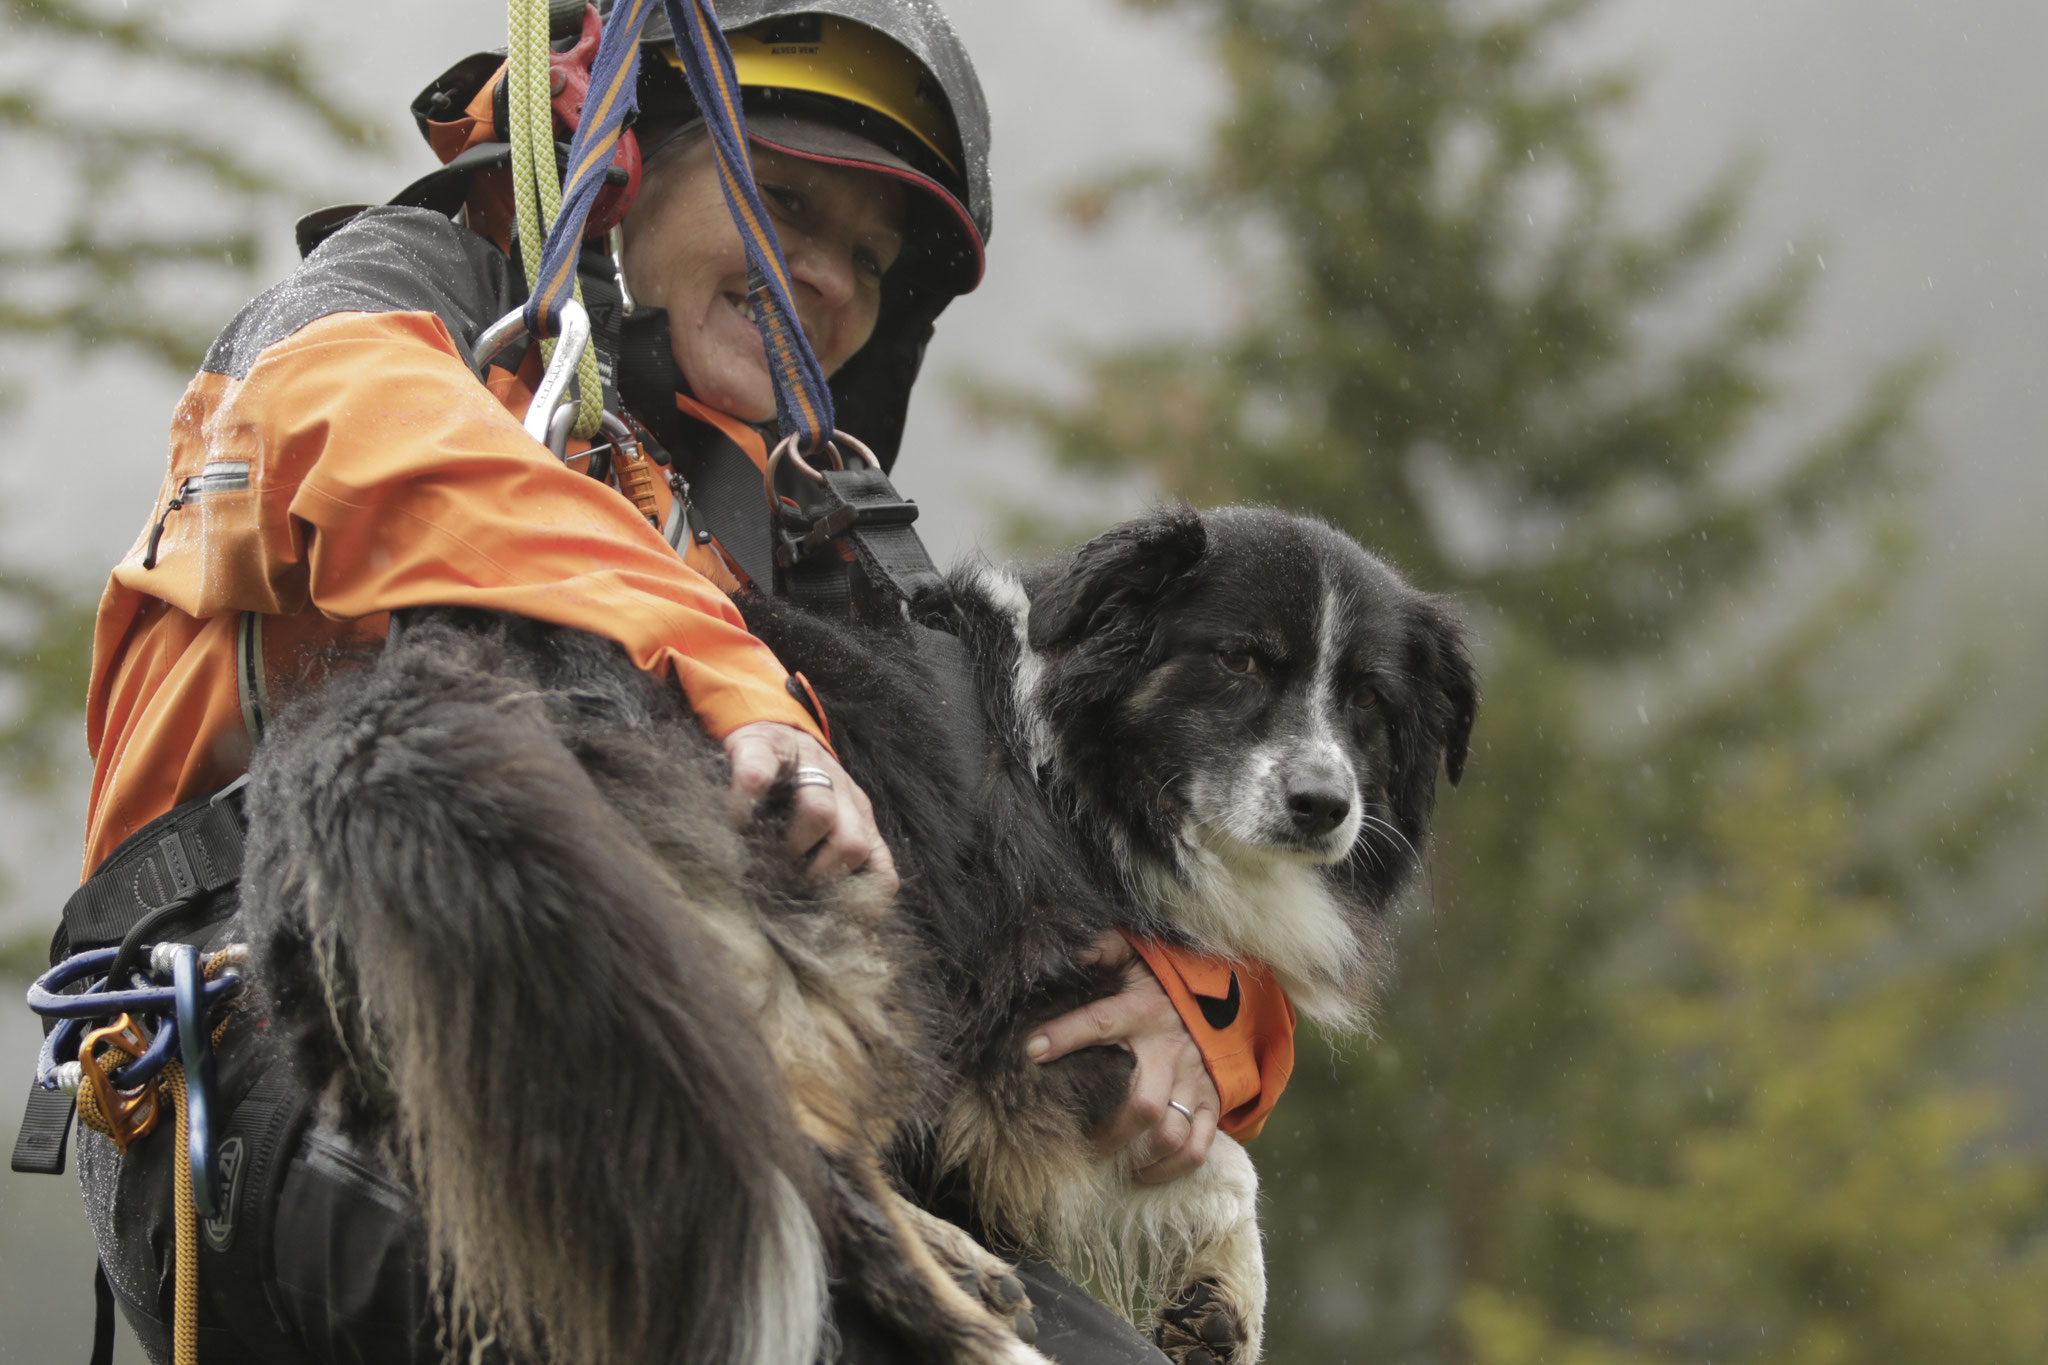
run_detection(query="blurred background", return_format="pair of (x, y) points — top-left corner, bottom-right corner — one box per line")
(4, 0), (2044, 1360)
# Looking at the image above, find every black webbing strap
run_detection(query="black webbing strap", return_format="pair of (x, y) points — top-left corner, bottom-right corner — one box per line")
(612, 295), (949, 616)
(10, 1083), (74, 1176)
(615, 308), (683, 455)
(910, 624), (988, 799)
(575, 246), (626, 417)
(90, 1259), (115, 1365)
(776, 465), (949, 618)
(56, 781), (248, 960)
(684, 432), (779, 590)
(616, 309), (778, 588)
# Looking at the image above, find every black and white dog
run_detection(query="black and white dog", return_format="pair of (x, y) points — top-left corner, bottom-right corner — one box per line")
(239, 505), (1475, 1365)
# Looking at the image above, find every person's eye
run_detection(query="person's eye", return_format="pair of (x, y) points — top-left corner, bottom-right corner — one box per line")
(762, 183), (805, 217)
(853, 246), (887, 282)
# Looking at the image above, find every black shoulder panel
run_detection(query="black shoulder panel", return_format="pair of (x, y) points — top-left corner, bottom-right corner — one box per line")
(202, 207), (516, 380)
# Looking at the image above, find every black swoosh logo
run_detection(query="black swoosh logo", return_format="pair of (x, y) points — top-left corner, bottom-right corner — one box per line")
(1193, 972), (1241, 1031)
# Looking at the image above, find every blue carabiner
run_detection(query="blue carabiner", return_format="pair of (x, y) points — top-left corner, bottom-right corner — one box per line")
(27, 946), (241, 1021)
(33, 1013), (90, 1089)
(109, 1013), (183, 1090)
(171, 945), (223, 1218)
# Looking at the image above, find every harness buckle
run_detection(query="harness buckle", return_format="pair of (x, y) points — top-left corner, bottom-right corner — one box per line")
(766, 430), (921, 568)
(78, 1015), (161, 1153)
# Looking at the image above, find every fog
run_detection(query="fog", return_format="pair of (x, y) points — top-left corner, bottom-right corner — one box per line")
(4, 0), (2043, 1357)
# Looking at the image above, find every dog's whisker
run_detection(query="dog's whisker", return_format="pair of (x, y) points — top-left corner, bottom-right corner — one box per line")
(1359, 812), (1419, 866)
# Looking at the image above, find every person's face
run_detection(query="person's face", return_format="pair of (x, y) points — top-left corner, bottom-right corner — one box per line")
(621, 133), (907, 423)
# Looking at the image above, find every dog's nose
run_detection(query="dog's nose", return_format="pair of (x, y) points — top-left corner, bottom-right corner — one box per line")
(1285, 779), (1351, 839)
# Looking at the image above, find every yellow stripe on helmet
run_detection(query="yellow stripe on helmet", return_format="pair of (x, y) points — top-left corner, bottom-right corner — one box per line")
(662, 15), (961, 173)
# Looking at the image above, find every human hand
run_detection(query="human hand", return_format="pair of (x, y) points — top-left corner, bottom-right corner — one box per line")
(1025, 930), (1221, 1184)
(723, 721), (898, 893)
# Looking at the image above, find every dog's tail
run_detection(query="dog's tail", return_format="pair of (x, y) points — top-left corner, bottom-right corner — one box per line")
(242, 646), (826, 1365)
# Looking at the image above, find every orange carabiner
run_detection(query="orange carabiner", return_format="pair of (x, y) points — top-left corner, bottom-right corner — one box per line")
(78, 1014), (162, 1152)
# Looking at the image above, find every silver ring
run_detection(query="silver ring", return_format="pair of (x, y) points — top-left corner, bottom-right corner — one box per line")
(1167, 1099), (1195, 1124)
(791, 766), (835, 791)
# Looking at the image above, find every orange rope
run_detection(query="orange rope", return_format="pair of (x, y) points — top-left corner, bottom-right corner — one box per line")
(163, 1063), (199, 1365)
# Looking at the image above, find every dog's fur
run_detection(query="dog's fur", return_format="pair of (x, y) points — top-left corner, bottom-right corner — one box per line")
(238, 505), (1475, 1365)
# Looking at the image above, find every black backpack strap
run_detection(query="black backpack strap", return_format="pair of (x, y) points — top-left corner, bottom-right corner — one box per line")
(686, 430), (780, 590)
(616, 309), (779, 589)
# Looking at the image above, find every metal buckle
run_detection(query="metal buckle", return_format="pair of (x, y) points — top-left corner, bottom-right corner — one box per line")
(765, 428), (894, 568)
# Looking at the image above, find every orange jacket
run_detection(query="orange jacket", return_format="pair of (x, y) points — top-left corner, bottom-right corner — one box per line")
(83, 207), (1293, 1139)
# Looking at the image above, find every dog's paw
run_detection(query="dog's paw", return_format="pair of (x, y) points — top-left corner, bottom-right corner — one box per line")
(893, 1197), (1040, 1347)
(960, 1259), (1038, 1345)
(1152, 1280), (1249, 1365)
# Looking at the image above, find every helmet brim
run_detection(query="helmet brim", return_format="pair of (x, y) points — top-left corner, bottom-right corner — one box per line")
(739, 113), (984, 295)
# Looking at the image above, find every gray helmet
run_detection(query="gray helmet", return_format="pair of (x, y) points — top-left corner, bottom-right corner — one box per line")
(614, 0), (992, 268)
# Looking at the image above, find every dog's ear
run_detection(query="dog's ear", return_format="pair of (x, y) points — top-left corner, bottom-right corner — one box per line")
(1384, 596), (1478, 847)
(1028, 506), (1209, 651)
(1409, 597), (1478, 786)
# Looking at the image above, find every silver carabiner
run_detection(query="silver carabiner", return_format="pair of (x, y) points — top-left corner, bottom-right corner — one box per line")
(471, 299), (592, 452)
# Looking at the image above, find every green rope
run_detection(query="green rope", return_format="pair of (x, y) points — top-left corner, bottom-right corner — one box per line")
(507, 0), (604, 439)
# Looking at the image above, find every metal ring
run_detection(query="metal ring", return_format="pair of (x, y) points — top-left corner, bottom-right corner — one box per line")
(790, 766), (836, 791)
(1167, 1099), (1196, 1124)
(763, 429), (883, 509)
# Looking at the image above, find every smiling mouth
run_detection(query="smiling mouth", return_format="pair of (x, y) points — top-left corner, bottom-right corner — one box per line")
(727, 292), (758, 324)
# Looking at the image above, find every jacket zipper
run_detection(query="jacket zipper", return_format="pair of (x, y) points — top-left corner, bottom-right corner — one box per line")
(141, 462), (251, 570)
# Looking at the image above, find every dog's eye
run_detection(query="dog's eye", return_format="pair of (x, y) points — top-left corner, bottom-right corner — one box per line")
(1351, 688), (1380, 710)
(1216, 648), (1257, 675)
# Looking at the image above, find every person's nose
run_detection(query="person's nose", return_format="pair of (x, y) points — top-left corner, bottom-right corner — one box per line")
(782, 231), (858, 317)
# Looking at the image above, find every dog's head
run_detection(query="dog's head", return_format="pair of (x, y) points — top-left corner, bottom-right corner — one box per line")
(1026, 506), (1477, 920)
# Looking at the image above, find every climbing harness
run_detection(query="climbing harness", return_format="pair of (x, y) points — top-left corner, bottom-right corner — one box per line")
(20, 901), (248, 1365)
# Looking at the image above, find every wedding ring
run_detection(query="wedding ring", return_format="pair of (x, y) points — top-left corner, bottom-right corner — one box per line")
(791, 766), (835, 791)
(1167, 1099), (1195, 1123)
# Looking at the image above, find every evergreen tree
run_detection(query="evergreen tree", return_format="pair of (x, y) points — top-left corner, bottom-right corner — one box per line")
(1, 0), (376, 368)
(1458, 759), (2048, 1365)
(0, 0), (373, 910)
(988, 0), (2048, 1357)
